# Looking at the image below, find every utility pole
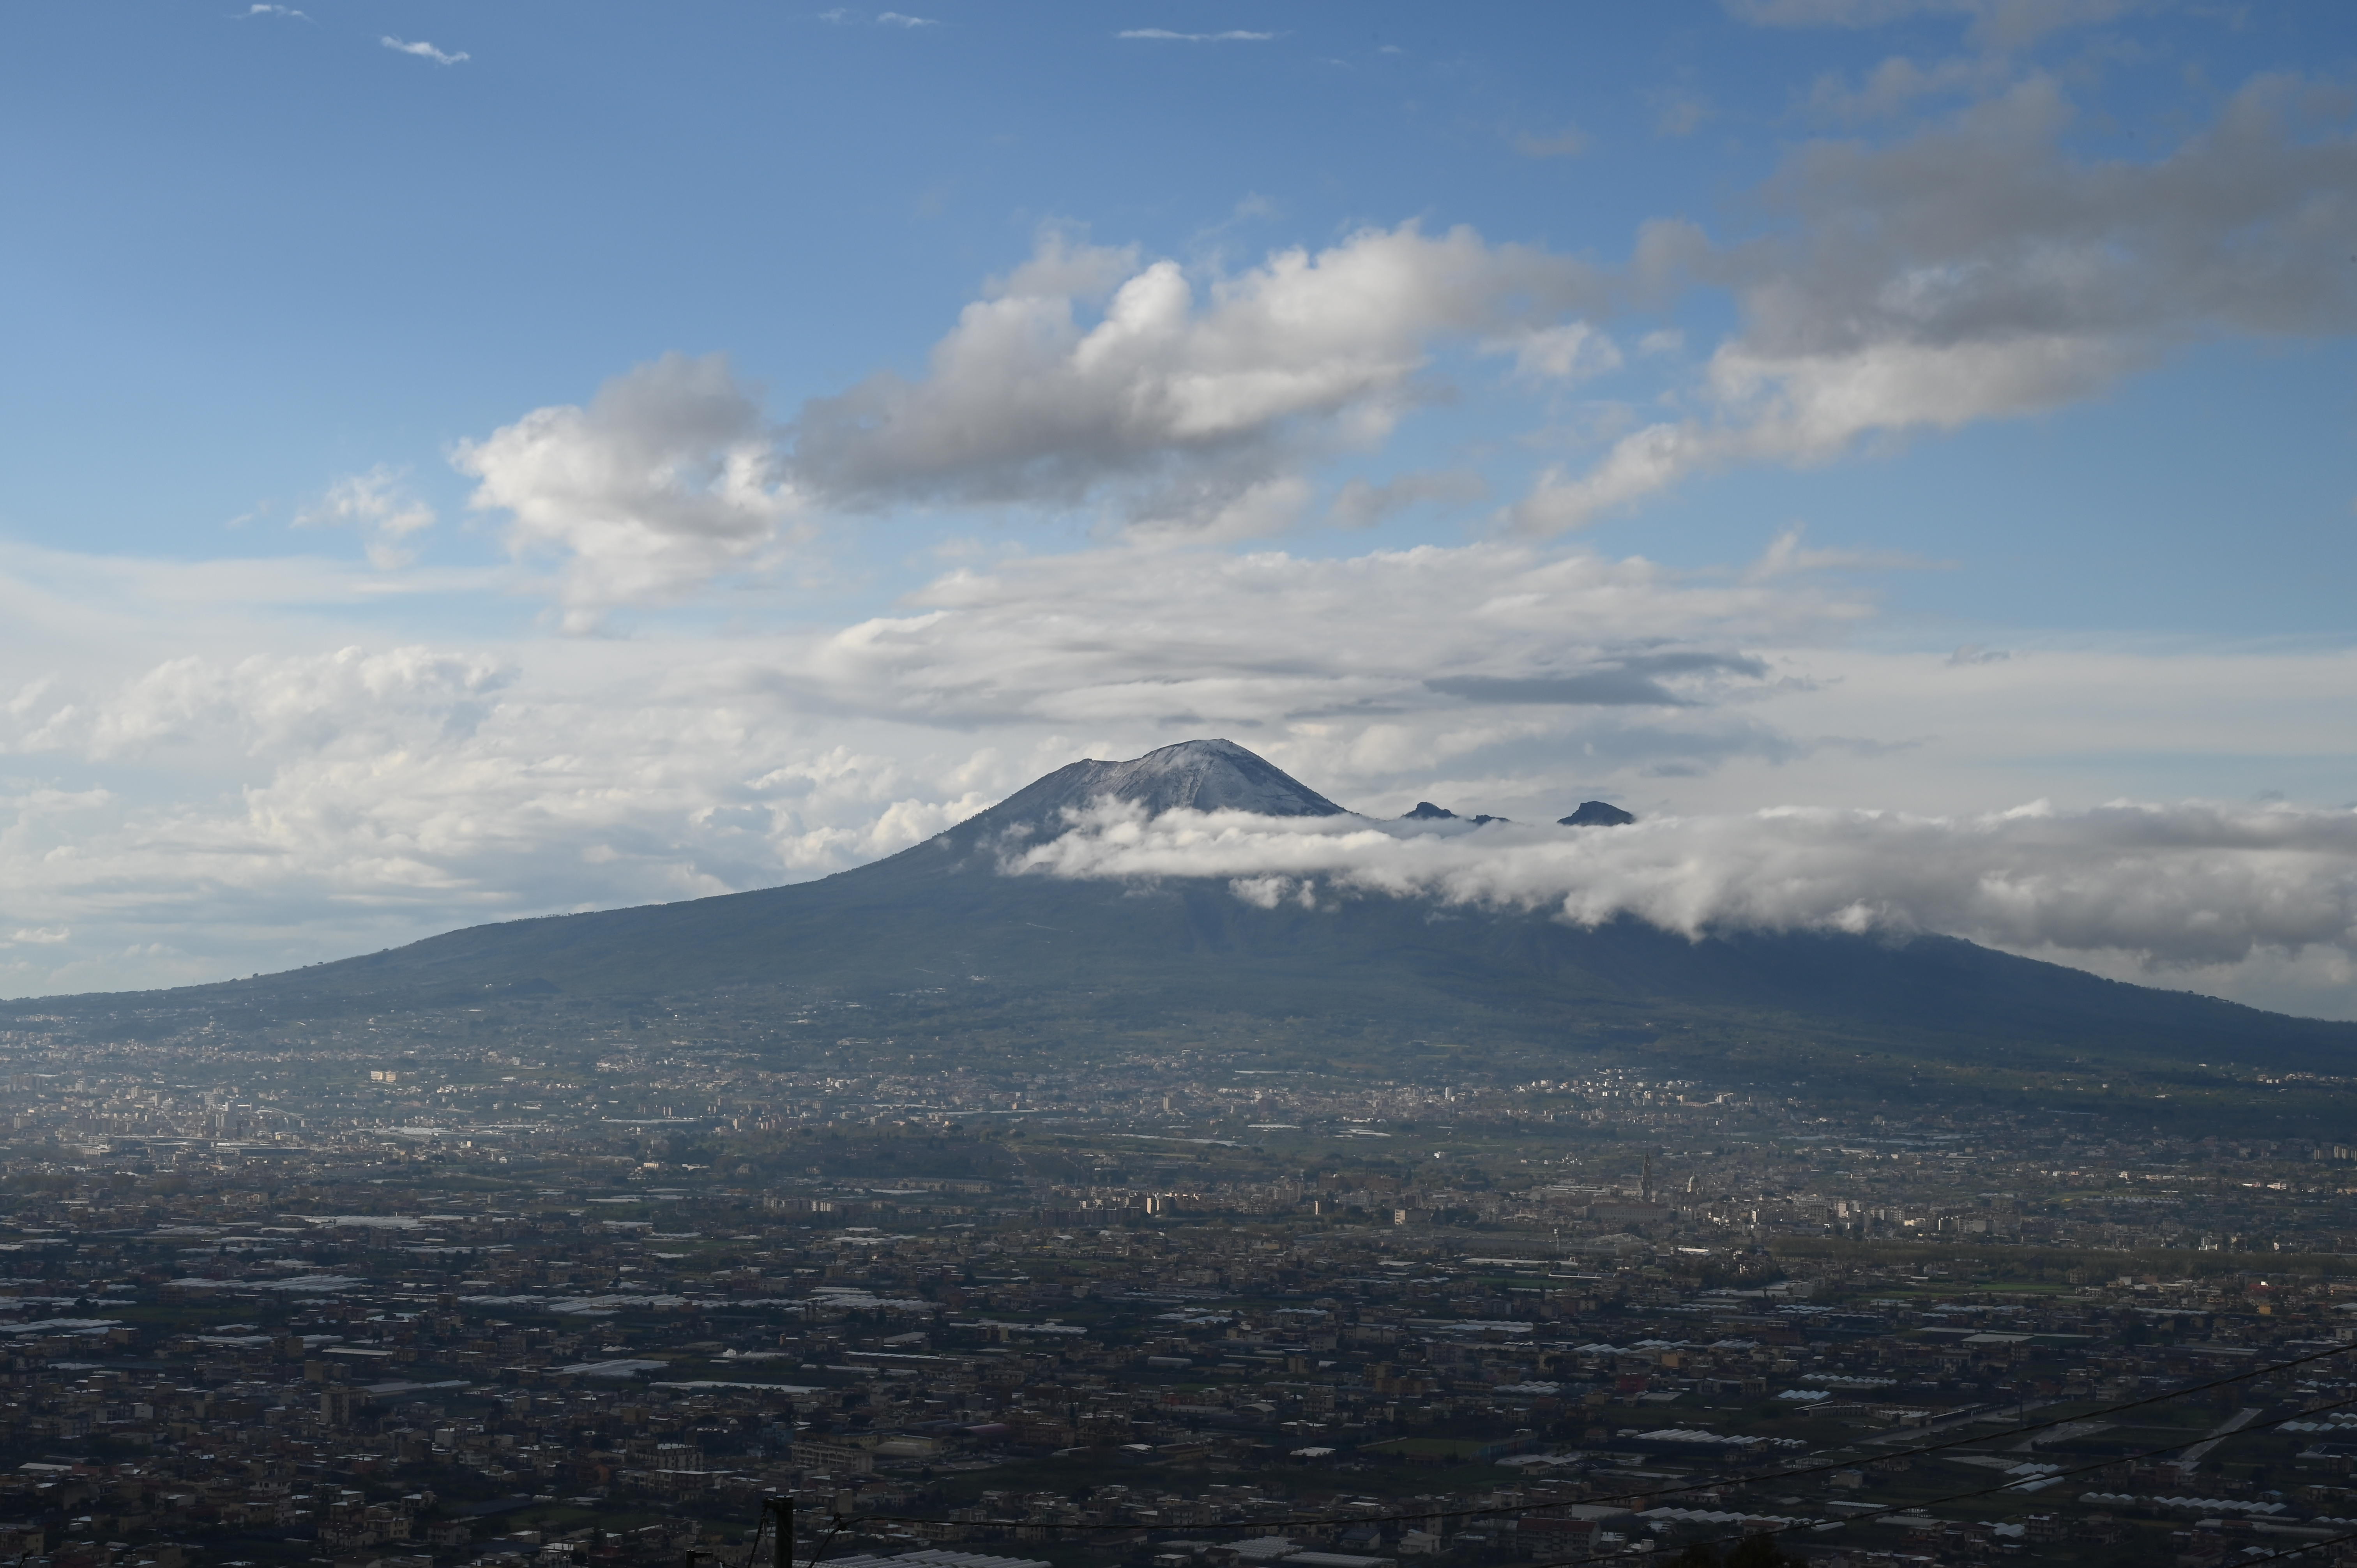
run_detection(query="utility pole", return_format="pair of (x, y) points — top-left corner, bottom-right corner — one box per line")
(765, 1497), (795, 1568)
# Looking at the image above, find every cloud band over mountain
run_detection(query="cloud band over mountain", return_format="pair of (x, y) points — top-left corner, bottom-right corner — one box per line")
(1007, 798), (2357, 972)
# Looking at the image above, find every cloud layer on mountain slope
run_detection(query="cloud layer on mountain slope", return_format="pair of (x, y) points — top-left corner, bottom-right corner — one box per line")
(1012, 796), (2357, 977)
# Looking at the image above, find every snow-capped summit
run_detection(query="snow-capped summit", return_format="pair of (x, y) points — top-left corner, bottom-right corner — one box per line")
(989, 739), (1348, 833)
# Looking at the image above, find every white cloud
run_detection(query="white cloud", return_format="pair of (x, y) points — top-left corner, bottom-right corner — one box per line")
(876, 12), (937, 26)
(239, 5), (309, 19)
(453, 352), (805, 629)
(0, 640), (994, 994)
(295, 466), (436, 569)
(789, 222), (1606, 532)
(382, 36), (468, 65)
(1116, 30), (1277, 42)
(984, 229), (1141, 302)
(1010, 796), (2357, 974)
(1514, 423), (1720, 535)
(1483, 321), (1624, 382)
(3, 528), (2357, 1012)
(1327, 470), (1489, 529)
(1744, 524), (1932, 581)
(783, 536), (1855, 733)
(1514, 74), (2357, 531)
(498, 73), (2347, 565)
(0, 528), (1873, 997)
(72, 645), (510, 764)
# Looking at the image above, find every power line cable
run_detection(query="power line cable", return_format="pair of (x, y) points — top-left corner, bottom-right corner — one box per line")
(736, 1507), (771, 1568)
(803, 1513), (849, 1568)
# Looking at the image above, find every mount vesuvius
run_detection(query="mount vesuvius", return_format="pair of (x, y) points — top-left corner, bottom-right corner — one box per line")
(6, 740), (2352, 1102)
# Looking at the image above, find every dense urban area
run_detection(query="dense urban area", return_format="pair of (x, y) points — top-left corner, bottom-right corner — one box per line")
(4, 1006), (2357, 1568)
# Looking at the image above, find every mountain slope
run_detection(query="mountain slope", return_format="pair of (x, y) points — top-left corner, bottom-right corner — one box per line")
(7, 739), (2353, 1081)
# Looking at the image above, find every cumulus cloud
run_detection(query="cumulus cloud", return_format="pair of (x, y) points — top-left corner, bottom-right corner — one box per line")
(469, 70), (2350, 567)
(295, 466), (436, 569)
(788, 223), (1607, 533)
(329, 58), (2353, 624)
(453, 353), (804, 629)
(1010, 797), (2357, 972)
(442, 224), (1602, 570)
(1514, 74), (2357, 531)
(382, 36), (468, 65)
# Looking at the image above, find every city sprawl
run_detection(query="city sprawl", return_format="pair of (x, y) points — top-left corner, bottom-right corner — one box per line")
(0, 1005), (2353, 1568)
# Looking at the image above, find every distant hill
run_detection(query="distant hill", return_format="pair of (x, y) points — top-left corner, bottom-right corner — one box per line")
(9, 739), (2354, 1092)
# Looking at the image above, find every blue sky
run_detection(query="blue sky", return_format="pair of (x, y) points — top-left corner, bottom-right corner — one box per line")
(3, 1), (2356, 1013)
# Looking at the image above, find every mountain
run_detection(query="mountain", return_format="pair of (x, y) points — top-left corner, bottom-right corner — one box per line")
(8, 739), (2354, 1106)
(1400, 802), (1508, 825)
(993, 738), (1347, 826)
(1561, 800), (1636, 826)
